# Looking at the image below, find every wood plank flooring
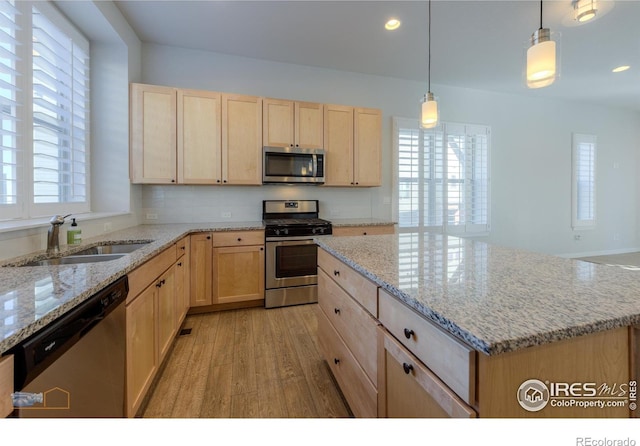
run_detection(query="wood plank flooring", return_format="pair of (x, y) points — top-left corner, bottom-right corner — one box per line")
(141, 304), (352, 418)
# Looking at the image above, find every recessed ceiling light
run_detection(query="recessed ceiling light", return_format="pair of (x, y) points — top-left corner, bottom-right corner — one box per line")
(612, 65), (630, 73)
(385, 18), (401, 31)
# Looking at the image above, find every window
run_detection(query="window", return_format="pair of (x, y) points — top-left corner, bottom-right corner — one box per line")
(395, 117), (490, 234)
(572, 133), (596, 229)
(0, 0), (89, 221)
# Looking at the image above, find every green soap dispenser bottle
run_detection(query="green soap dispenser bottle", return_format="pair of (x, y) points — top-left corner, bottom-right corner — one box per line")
(67, 218), (82, 245)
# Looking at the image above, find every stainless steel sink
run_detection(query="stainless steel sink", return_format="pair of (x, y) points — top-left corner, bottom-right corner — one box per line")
(70, 242), (151, 256)
(22, 254), (128, 266)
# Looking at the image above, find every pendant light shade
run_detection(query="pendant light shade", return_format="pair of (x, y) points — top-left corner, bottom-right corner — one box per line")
(420, 0), (439, 129)
(526, 1), (558, 89)
(421, 92), (438, 129)
(574, 0), (598, 22)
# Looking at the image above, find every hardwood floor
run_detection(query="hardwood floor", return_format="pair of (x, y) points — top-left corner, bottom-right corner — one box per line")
(141, 304), (352, 418)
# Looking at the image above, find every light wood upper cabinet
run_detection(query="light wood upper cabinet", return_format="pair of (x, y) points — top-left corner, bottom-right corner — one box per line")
(354, 107), (382, 187)
(323, 105), (381, 187)
(323, 104), (354, 186)
(130, 83), (177, 184)
(222, 94), (262, 185)
(263, 98), (323, 149)
(177, 89), (221, 184)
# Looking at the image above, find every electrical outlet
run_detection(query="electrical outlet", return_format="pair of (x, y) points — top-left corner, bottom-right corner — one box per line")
(146, 213), (158, 220)
(222, 211), (232, 219)
(103, 222), (112, 233)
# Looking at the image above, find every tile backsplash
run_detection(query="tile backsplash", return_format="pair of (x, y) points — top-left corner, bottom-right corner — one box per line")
(141, 185), (390, 223)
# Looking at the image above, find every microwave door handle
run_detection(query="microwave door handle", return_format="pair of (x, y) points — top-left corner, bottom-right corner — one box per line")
(312, 154), (318, 177)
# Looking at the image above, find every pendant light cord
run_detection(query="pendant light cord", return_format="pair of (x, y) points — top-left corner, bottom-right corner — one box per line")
(539, 0), (543, 30)
(428, 0), (432, 93)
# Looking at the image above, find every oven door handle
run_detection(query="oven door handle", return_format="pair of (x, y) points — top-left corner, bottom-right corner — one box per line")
(265, 237), (325, 243)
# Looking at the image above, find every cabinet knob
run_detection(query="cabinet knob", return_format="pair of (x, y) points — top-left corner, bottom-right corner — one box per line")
(171, 179), (176, 183)
(334, 308), (340, 315)
(404, 328), (414, 339)
(355, 182), (359, 185)
(237, 238), (242, 242)
(363, 232), (367, 236)
(350, 182), (354, 185)
(260, 247), (264, 251)
(206, 236), (211, 240)
(223, 180), (227, 183)
(333, 270), (340, 277)
(181, 246), (185, 250)
(178, 262), (182, 266)
(402, 363), (414, 375)
(156, 281), (162, 288)
(216, 179), (221, 183)
(334, 358), (340, 365)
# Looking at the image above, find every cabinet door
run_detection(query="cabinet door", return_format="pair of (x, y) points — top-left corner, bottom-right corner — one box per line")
(354, 107), (382, 187)
(189, 233), (213, 307)
(323, 104), (354, 186)
(157, 266), (177, 360)
(0, 355), (13, 418)
(178, 89), (222, 184)
(175, 240), (190, 324)
(212, 245), (264, 304)
(222, 94), (262, 185)
(378, 328), (476, 418)
(130, 83), (177, 184)
(263, 98), (294, 148)
(295, 101), (323, 149)
(126, 285), (157, 417)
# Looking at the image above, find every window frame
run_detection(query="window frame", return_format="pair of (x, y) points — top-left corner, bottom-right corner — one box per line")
(571, 133), (597, 230)
(393, 117), (491, 236)
(0, 0), (90, 221)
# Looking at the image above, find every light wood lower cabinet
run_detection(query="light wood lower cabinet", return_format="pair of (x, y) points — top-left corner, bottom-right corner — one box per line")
(175, 238), (190, 326)
(378, 327), (476, 418)
(0, 355), (13, 418)
(126, 243), (184, 417)
(126, 282), (157, 417)
(332, 225), (395, 237)
(213, 244), (264, 305)
(190, 230), (265, 309)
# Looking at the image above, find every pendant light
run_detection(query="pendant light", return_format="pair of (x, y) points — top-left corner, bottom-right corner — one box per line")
(421, 0), (438, 129)
(573, 0), (598, 23)
(526, 1), (557, 89)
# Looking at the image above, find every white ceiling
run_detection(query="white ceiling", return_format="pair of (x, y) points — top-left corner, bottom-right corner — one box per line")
(113, 0), (640, 112)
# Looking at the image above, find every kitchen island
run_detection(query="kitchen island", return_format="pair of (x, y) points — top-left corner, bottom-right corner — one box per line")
(315, 232), (640, 418)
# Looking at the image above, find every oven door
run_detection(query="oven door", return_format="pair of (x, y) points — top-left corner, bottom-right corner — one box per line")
(265, 239), (318, 289)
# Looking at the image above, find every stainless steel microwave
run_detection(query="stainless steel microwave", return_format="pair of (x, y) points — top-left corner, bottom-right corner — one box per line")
(262, 146), (325, 184)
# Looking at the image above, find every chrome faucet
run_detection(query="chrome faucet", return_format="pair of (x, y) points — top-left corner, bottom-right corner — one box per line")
(47, 214), (71, 254)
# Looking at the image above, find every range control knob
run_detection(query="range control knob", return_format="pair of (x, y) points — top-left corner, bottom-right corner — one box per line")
(275, 229), (281, 236)
(284, 228), (289, 235)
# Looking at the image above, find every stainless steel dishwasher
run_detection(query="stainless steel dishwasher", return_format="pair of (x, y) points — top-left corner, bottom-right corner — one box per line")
(8, 276), (128, 417)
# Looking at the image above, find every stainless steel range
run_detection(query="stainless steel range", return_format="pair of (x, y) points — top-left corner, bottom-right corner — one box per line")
(263, 200), (332, 309)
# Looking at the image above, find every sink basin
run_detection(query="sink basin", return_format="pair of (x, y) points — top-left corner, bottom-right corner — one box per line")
(21, 254), (127, 266)
(70, 242), (151, 256)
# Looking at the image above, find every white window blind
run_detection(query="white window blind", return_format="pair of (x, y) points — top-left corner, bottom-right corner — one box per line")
(395, 117), (490, 234)
(0, 0), (20, 218)
(32, 4), (89, 212)
(0, 1), (89, 221)
(572, 133), (596, 229)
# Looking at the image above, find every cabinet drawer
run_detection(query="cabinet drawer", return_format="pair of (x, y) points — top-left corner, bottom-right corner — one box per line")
(378, 289), (476, 405)
(318, 269), (378, 384)
(176, 237), (188, 258)
(317, 248), (377, 317)
(0, 355), (13, 418)
(211, 230), (264, 247)
(317, 308), (377, 418)
(381, 329), (476, 418)
(332, 225), (395, 237)
(127, 244), (177, 303)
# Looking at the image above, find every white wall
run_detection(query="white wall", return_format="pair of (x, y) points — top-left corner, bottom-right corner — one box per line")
(141, 43), (640, 257)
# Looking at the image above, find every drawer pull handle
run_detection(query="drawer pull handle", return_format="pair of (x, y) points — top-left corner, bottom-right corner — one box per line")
(333, 270), (340, 277)
(334, 308), (340, 315)
(334, 358), (340, 365)
(403, 328), (414, 339)
(402, 363), (414, 375)
(178, 262), (182, 266)
(181, 246), (185, 250)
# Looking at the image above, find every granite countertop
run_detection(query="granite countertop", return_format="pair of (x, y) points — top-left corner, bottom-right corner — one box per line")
(0, 222), (263, 354)
(330, 218), (396, 227)
(315, 232), (640, 356)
